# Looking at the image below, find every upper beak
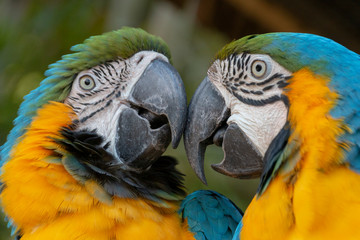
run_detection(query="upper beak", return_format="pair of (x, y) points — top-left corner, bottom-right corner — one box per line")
(184, 77), (263, 184)
(116, 59), (187, 169)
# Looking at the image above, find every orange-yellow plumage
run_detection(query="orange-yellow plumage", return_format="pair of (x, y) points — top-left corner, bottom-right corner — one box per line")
(241, 69), (360, 240)
(0, 102), (194, 240)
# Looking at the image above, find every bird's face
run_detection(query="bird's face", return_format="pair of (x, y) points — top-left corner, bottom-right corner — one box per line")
(185, 52), (292, 182)
(65, 51), (187, 170)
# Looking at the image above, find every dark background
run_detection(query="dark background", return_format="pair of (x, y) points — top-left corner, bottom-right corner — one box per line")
(1, 0), (359, 239)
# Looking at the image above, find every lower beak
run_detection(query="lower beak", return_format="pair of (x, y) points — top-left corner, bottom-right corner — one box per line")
(184, 77), (263, 184)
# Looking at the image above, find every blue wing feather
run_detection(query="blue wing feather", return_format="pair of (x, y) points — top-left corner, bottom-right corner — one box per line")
(180, 190), (243, 240)
(231, 221), (242, 240)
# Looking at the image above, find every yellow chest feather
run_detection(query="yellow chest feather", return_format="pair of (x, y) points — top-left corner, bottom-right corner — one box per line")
(241, 69), (360, 240)
(0, 102), (194, 240)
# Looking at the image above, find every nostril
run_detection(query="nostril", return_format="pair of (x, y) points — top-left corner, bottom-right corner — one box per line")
(138, 107), (168, 129)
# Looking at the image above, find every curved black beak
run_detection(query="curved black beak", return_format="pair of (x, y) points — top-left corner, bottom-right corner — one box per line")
(116, 59), (187, 169)
(184, 77), (263, 184)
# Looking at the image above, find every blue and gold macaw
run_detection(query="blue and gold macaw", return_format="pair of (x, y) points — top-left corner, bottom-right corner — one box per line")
(0, 27), (242, 240)
(185, 33), (360, 239)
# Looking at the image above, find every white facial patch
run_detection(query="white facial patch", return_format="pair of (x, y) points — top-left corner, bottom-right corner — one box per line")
(208, 54), (291, 156)
(228, 100), (287, 156)
(64, 51), (169, 161)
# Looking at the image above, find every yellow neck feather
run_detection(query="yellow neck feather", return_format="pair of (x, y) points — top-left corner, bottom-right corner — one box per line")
(286, 68), (347, 170)
(0, 102), (193, 240)
(241, 68), (355, 240)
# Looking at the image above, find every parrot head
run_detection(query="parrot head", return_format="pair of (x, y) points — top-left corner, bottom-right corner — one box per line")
(1, 27), (187, 201)
(185, 33), (360, 186)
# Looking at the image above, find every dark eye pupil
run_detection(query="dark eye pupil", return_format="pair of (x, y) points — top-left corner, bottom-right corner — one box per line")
(256, 64), (262, 72)
(84, 78), (91, 85)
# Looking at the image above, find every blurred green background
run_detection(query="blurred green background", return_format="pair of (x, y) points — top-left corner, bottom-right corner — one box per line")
(0, 0), (359, 239)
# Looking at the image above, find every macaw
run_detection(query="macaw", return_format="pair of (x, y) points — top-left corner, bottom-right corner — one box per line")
(0, 27), (242, 240)
(184, 32), (360, 239)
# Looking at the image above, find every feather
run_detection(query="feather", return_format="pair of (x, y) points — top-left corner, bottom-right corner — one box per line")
(180, 190), (242, 240)
(1, 27), (171, 167)
(54, 127), (186, 203)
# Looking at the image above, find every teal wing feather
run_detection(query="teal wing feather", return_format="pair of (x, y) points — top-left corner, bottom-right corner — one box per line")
(180, 190), (243, 240)
(231, 221), (242, 240)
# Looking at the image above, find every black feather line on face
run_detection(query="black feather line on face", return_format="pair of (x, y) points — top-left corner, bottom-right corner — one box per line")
(54, 128), (186, 202)
(232, 91), (288, 106)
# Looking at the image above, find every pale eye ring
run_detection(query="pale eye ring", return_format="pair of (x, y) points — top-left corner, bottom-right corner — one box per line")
(79, 75), (96, 90)
(251, 60), (267, 79)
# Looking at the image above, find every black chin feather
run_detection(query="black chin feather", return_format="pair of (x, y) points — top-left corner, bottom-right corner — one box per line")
(54, 127), (186, 202)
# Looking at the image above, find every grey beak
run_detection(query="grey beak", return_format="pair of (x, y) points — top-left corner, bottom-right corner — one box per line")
(184, 77), (263, 184)
(128, 59), (187, 148)
(116, 59), (187, 169)
(184, 77), (229, 184)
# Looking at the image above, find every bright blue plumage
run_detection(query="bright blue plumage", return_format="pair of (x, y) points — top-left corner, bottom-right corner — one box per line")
(259, 33), (360, 172)
(184, 32), (360, 239)
(180, 190), (242, 240)
(0, 55), (75, 167)
(0, 78), (61, 167)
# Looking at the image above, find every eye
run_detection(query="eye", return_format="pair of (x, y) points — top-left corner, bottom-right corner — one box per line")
(251, 60), (268, 79)
(79, 75), (96, 90)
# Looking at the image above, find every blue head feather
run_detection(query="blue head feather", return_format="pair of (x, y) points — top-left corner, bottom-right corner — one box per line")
(218, 32), (360, 190)
(262, 33), (360, 172)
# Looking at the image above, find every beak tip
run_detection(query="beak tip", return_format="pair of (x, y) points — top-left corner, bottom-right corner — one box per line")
(171, 138), (180, 149)
(199, 175), (208, 185)
(211, 163), (222, 172)
(185, 139), (208, 185)
(211, 163), (232, 178)
(191, 162), (207, 185)
(171, 105), (187, 149)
